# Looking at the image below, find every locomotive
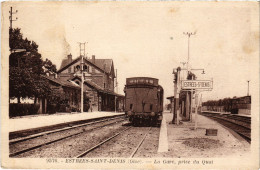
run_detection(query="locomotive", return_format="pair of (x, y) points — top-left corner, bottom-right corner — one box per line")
(124, 77), (164, 126)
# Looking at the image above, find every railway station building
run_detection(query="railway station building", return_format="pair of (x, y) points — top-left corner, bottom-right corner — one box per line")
(55, 54), (124, 112)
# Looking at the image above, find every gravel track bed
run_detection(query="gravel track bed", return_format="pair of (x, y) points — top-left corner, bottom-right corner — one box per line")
(84, 127), (156, 158)
(13, 120), (127, 158)
(133, 127), (160, 157)
(10, 118), (124, 154)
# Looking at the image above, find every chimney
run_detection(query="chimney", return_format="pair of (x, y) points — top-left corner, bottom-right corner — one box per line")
(92, 55), (95, 64)
(68, 53), (72, 63)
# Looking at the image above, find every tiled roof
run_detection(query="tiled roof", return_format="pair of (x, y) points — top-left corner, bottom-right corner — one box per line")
(69, 76), (123, 97)
(88, 59), (113, 73)
(44, 76), (80, 89)
(58, 56), (113, 74)
(59, 59), (71, 71)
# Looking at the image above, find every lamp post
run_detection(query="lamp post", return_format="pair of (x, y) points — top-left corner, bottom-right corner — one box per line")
(183, 32), (196, 122)
(183, 32), (196, 74)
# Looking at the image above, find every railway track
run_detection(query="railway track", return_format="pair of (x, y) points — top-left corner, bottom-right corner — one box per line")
(200, 112), (251, 142)
(76, 126), (153, 158)
(75, 127), (152, 158)
(129, 127), (152, 158)
(75, 126), (133, 158)
(9, 116), (126, 157)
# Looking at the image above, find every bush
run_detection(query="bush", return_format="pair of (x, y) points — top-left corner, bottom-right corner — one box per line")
(58, 104), (67, 112)
(84, 104), (90, 112)
(71, 106), (78, 112)
(231, 108), (238, 114)
(65, 107), (71, 113)
(47, 104), (57, 114)
(9, 103), (40, 117)
(29, 104), (40, 115)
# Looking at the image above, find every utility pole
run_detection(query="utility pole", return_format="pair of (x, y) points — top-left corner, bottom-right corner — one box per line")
(9, 7), (18, 29)
(78, 42), (86, 113)
(183, 32), (196, 121)
(172, 67), (181, 124)
(247, 80), (250, 96)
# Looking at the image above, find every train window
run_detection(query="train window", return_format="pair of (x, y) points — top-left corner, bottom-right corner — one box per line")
(146, 79), (149, 83)
(130, 80), (134, 83)
(150, 104), (153, 111)
(130, 104), (133, 110)
(139, 79), (144, 83)
(149, 79), (153, 84)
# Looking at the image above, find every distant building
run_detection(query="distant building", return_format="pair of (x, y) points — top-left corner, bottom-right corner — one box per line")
(231, 96), (251, 115)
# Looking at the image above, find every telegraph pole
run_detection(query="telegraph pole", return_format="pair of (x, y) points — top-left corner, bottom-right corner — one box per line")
(9, 7), (18, 29)
(78, 42), (86, 113)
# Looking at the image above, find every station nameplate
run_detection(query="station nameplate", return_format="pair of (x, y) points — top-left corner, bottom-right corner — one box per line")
(181, 80), (213, 89)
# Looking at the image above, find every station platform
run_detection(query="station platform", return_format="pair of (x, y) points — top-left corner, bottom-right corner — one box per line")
(202, 110), (251, 117)
(9, 111), (125, 133)
(158, 111), (250, 158)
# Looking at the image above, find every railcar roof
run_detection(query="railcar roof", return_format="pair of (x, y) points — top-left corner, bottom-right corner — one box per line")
(126, 77), (158, 80)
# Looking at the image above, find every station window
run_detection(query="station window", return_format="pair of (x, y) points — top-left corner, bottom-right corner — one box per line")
(83, 65), (88, 72)
(150, 104), (153, 111)
(130, 104), (133, 110)
(75, 65), (80, 72)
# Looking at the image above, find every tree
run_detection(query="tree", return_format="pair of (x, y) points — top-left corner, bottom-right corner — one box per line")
(43, 58), (57, 73)
(9, 28), (52, 103)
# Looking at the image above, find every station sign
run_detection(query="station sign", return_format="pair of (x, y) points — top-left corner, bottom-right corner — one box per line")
(181, 80), (213, 90)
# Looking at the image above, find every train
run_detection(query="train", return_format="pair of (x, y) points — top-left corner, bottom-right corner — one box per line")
(202, 96), (251, 115)
(124, 77), (164, 126)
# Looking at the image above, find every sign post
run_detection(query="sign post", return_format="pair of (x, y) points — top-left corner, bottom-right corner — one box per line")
(181, 80), (213, 130)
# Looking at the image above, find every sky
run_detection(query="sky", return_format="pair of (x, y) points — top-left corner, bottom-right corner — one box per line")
(2, 2), (259, 104)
